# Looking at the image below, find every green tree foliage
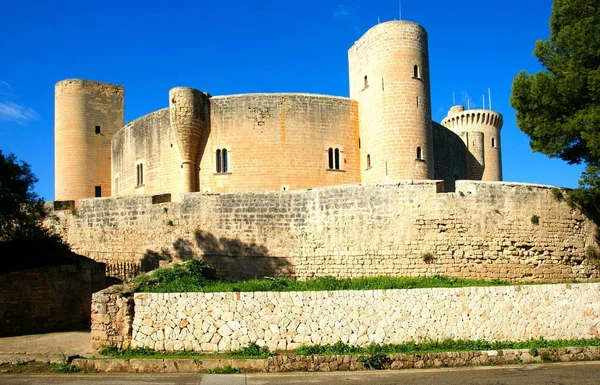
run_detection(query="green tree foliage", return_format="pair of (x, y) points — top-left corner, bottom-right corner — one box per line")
(510, 0), (600, 210)
(0, 150), (68, 270)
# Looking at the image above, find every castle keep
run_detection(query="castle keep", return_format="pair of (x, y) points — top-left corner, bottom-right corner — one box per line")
(54, 21), (502, 202)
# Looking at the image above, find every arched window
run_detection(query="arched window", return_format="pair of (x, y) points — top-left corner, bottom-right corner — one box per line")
(364, 75), (368, 89)
(416, 147), (423, 160)
(327, 147), (341, 170)
(216, 149), (228, 173)
(491, 138), (496, 148)
(367, 154), (371, 169)
(413, 65), (419, 78)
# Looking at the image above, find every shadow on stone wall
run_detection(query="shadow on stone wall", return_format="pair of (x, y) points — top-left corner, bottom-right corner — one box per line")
(141, 230), (294, 281)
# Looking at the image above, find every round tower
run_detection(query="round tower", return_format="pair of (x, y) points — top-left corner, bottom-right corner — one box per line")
(349, 21), (433, 182)
(441, 106), (503, 181)
(169, 87), (210, 193)
(54, 79), (124, 201)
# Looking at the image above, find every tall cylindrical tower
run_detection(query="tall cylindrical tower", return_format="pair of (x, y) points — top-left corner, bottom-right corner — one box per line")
(441, 106), (503, 181)
(54, 79), (124, 201)
(349, 21), (434, 183)
(169, 87), (210, 193)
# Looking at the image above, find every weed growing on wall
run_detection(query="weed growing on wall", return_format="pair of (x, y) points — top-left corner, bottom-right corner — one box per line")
(586, 245), (600, 267)
(531, 215), (540, 225)
(206, 365), (241, 374)
(552, 187), (564, 201)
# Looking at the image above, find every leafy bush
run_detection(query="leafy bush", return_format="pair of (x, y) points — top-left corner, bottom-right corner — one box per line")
(359, 352), (390, 369)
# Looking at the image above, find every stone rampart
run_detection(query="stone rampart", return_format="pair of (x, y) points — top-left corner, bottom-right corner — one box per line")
(123, 283), (600, 352)
(50, 181), (599, 283)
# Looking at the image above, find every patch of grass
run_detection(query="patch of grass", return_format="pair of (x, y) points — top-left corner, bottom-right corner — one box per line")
(206, 365), (241, 374)
(0, 361), (87, 374)
(166, 220), (174, 226)
(293, 337), (600, 357)
(99, 342), (274, 360)
(359, 352), (390, 369)
(229, 342), (275, 359)
(133, 262), (516, 293)
(531, 215), (540, 225)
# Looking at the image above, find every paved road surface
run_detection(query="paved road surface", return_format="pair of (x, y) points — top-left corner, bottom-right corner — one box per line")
(2, 362), (600, 384)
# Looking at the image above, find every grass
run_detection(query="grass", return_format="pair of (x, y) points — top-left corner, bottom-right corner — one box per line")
(131, 260), (517, 293)
(206, 365), (241, 374)
(292, 337), (600, 357)
(98, 342), (274, 360)
(97, 338), (600, 361)
(0, 361), (88, 374)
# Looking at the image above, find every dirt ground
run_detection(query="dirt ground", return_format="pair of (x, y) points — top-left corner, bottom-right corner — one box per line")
(0, 331), (91, 364)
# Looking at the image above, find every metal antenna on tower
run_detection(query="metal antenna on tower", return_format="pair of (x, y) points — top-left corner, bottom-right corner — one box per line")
(488, 88), (493, 110)
(399, 0), (402, 20)
(453, 92), (456, 105)
(482, 94), (485, 109)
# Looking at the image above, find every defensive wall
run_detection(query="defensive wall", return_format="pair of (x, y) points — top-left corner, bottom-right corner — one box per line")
(49, 180), (600, 283)
(91, 282), (600, 352)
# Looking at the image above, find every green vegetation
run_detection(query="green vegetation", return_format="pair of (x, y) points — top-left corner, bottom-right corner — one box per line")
(531, 215), (540, 225)
(292, 338), (600, 357)
(510, 0), (600, 217)
(586, 245), (600, 267)
(206, 365), (241, 374)
(99, 342), (273, 360)
(552, 187), (564, 201)
(0, 151), (69, 272)
(0, 361), (86, 374)
(132, 260), (514, 293)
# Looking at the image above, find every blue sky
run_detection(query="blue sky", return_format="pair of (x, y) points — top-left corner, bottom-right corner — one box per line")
(0, 0), (584, 200)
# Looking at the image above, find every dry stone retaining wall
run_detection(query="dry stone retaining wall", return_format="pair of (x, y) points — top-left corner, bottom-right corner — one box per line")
(127, 283), (600, 353)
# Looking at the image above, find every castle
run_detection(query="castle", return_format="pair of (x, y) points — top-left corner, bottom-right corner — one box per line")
(54, 21), (503, 202)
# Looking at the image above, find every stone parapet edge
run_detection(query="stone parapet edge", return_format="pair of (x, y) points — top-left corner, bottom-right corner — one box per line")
(72, 346), (600, 373)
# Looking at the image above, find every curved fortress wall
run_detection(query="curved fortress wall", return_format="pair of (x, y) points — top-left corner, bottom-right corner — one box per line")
(50, 181), (599, 283)
(112, 94), (360, 197)
(55, 79), (124, 201)
(349, 21), (434, 183)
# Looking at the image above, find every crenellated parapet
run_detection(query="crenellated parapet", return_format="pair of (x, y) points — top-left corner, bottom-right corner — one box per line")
(441, 106), (503, 181)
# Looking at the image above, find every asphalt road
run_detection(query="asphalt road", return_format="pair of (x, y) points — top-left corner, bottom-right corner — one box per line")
(2, 362), (600, 385)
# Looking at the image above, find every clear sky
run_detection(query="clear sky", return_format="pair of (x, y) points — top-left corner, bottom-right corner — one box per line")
(0, 0), (584, 200)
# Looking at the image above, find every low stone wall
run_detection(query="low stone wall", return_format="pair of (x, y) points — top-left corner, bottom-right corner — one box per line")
(120, 283), (600, 353)
(73, 346), (600, 373)
(0, 261), (106, 336)
(91, 284), (136, 350)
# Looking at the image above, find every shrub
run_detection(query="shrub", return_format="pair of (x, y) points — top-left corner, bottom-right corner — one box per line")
(422, 252), (435, 264)
(551, 187), (564, 201)
(531, 215), (540, 225)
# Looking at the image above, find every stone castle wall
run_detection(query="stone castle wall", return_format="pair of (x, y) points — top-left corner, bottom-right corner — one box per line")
(50, 181), (599, 283)
(96, 283), (600, 352)
(112, 93), (360, 199)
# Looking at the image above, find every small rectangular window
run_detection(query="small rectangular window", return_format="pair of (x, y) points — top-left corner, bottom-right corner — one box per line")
(136, 164), (144, 186)
(95, 185), (101, 197)
(95, 125), (101, 134)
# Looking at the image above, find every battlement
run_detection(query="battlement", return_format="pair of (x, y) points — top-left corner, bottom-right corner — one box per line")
(441, 106), (503, 131)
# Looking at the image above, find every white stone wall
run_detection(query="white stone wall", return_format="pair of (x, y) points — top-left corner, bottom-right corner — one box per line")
(131, 283), (600, 352)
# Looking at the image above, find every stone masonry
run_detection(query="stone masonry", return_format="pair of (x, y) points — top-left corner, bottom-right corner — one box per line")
(102, 283), (600, 352)
(50, 180), (600, 283)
